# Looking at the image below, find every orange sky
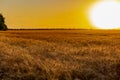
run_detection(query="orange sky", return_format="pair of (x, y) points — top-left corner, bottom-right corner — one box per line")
(0, 0), (96, 29)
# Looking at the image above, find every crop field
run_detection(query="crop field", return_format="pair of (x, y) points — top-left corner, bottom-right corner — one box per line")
(0, 29), (120, 80)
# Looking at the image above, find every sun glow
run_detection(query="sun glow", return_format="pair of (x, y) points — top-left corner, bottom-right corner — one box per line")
(88, 0), (120, 29)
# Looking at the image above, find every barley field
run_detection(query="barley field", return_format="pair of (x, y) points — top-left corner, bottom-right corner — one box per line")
(0, 29), (120, 80)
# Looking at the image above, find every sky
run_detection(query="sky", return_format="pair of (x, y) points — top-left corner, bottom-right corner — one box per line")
(0, 0), (95, 29)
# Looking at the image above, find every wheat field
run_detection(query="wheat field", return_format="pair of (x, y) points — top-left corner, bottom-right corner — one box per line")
(0, 29), (120, 80)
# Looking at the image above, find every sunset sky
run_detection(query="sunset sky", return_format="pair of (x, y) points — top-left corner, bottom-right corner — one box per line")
(0, 0), (100, 29)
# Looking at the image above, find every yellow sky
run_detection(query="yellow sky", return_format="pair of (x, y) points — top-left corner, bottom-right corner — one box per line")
(0, 0), (96, 29)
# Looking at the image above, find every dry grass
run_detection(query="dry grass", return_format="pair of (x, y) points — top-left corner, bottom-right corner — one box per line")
(0, 30), (120, 80)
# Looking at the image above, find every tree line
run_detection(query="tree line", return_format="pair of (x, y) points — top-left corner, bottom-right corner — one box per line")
(0, 14), (8, 30)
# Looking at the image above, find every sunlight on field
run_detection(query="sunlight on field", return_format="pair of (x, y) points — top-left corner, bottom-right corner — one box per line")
(0, 30), (120, 80)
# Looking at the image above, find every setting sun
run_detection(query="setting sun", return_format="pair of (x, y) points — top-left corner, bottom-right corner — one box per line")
(88, 0), (120, 29)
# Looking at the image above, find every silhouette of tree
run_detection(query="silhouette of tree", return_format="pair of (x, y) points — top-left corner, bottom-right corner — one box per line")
(0, 14), (8, 30)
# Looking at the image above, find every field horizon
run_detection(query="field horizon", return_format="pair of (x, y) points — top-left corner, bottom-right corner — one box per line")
(0, 29), (120, 80)
(7, 28), (120, 30)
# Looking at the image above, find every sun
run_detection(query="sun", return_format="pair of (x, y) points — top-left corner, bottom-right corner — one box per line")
(88, 1), (120, 29)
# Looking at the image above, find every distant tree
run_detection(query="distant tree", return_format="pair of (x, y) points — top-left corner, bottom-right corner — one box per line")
(0, 14), (8, 30)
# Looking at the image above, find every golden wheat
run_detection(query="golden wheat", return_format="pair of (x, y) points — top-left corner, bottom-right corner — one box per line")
(0, 30), (120, 80)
